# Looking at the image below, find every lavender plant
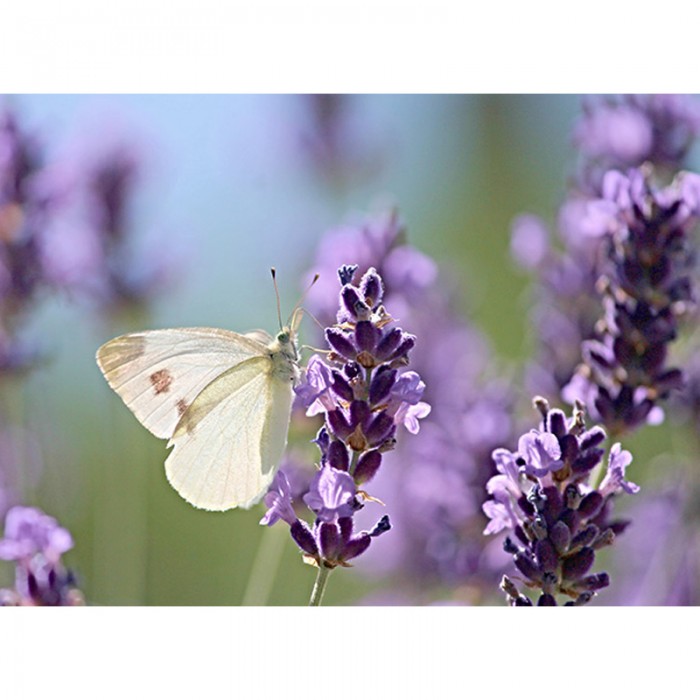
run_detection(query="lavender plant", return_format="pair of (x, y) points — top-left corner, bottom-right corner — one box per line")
(563, 168), (700, 434)
(304, 210), (516, 599)
(513, 95), (700, 426)
(260, 264), (429, 605)
(483, 397), (638, 606)
(0, 106), (55, 373)
(0, 505), (83, 606)
(38, 134), (174, 319)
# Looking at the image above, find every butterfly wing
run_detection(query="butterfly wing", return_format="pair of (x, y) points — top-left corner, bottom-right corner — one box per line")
(164, 356), (294, 510)
(96, 327), (268, 440)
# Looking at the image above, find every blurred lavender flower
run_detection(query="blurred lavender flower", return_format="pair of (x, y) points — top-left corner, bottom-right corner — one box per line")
(563, 168), (699, 434)
(37, 130), (176, 318)
(0, 106), (56, 373)
(513, 95), (700, 426)
(298, 95), (384, 188)
(484, 397), (637, 606)
(305, 210), (516, 598)
(0, 505), (83, 606)
(261, 265), (426, 604)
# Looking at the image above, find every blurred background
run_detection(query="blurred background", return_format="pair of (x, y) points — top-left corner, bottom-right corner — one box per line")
(1, 94), (698, 605)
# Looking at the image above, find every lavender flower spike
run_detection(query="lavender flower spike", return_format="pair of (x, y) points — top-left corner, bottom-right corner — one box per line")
(564, 167), (699, 434)
(262, 264), (426, 604)
(483, 398), (638, 606)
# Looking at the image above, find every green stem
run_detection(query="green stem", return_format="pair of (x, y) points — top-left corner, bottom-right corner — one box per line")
(309, 564), (332, 606)
(241, 524), (286, 606)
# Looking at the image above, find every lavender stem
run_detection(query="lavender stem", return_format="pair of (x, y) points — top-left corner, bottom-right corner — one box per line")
(309, 564), (332, 606)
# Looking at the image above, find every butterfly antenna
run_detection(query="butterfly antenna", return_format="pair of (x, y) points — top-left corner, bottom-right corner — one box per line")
(288, 272), (320, 329)
(299, 307), (325, 333)
(270, 267), (284, 330)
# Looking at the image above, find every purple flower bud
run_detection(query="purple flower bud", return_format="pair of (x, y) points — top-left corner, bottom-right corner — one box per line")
(341, 534), (371, 561)
(291, 520), (318, 556)
(535, 539), (558, 573)
(562, 547), (595, 580)
(365, 411), (395, 447)
(547, 409), (567, 437)
(354, 450), (382, 484)
(571, 448), (604, 474)
(368, 515), (391, 537)
(355, 320), (381, 353)
(375, 328), (403, 361)
(325, 328), (356, 360)
(514, 553), (542, 582)
(359, 267), (384, 308)
(340, 284), (364, 320)
(327, 409), (352, 440)
(330, 370), (354, 402)
(319, 522), (341, 561)
(550, 520), (572, 554)
(313, 426), (330, 458)
(337, 264), (358, 286)
(577, 491), (604, 518)
(579, 426), (606, 451)
(369, 367), (397, 405)
(344, 361), (361, 379)
(327, 440), (349, 471)
(559, 508), (581, 533)
(349, 400), (371, 429)
(570, 524), (599, 550)
(576, 572), (610, 592)
(390, 333), (416, 362)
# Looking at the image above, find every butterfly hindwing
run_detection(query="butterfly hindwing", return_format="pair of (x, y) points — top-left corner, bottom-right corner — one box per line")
(164, 356), (294, 510)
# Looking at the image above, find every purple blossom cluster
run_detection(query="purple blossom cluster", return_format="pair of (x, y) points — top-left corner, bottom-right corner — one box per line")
(305, 211), (516, 595)
(563, 168), (700, 434)
(261, 265), (428, 595)
(483, 397), (638, 606)
(513, 94), (700, 436)
(0, 505), (83, 606)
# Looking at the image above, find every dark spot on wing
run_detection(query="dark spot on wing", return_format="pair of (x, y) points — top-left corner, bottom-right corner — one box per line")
(150, 369), (173, 395)
(176, 399), (188, 417)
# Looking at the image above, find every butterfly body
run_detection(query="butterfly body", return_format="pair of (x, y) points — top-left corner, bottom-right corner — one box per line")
(96, 326), (298, 511)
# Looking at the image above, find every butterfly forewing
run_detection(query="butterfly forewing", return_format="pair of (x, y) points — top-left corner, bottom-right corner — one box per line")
(164, 356), (293, 510)
(96, 327), (268, 440)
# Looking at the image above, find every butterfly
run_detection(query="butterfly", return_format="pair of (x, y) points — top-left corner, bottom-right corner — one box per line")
(96, 287), (303, 512)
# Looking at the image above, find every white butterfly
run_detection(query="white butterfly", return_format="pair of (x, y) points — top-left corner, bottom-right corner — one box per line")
(96, 320), (300, 512)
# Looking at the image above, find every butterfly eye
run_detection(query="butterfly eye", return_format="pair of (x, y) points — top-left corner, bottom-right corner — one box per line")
(278, 330), (290, 344)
